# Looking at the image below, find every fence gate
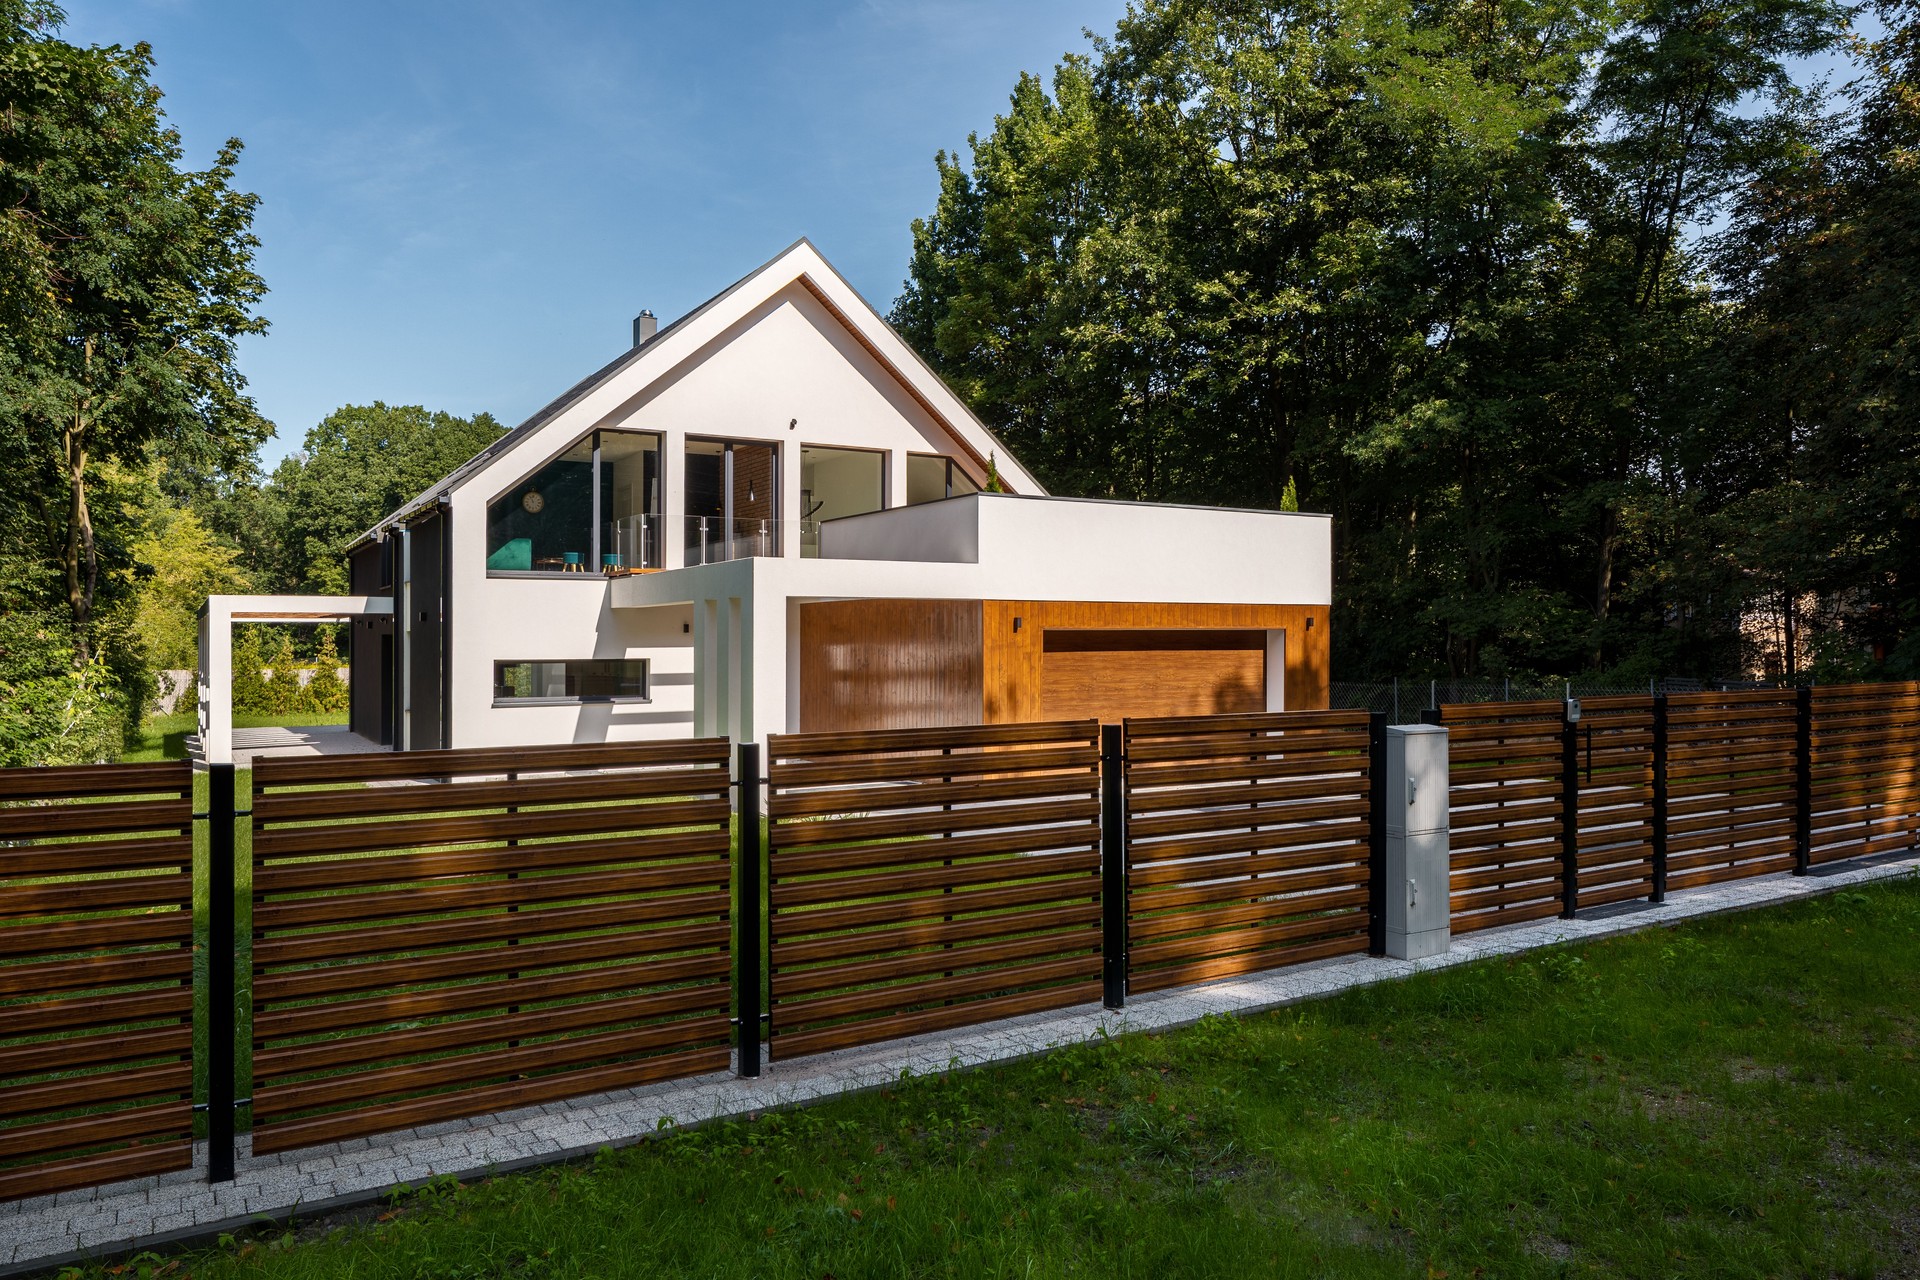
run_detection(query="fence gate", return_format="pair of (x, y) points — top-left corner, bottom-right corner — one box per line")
(1433, 701), (1568, 932)
(1664, 691), (1800, 890)
(1810, 681), (1920, 865)
(1569, 696), (1658, 909)
(764, 721), (1103, 1060)
(248, 740), (734, 1155)
(0, 761), (197, 1201)
(1119, 711), (1377, 993)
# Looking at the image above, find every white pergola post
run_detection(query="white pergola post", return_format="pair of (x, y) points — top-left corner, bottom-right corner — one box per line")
(195, 595), (395, 767)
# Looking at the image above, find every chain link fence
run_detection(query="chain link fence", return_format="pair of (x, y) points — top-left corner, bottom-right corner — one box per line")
(1329, 677), (1787, 721)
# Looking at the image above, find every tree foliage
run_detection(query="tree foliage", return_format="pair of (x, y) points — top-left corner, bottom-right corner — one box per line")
(895, 0), (1875, 680)
(259, 402), (504, 594)
(0, 0), (268, 655)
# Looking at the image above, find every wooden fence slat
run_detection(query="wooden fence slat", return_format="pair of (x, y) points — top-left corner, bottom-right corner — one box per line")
(249, 738), (733, 1156)
(766, 720), (1102, 1060)
(1121, 711), (1375, 994)
(0, 759), (195, 1202)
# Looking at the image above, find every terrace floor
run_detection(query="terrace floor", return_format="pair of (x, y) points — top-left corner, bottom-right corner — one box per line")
(188, 724), (387, 768)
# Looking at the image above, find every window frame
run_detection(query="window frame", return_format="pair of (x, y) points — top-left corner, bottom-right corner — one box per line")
(906, 452), (982, 504)
(491, 658), (652, 706)
(484, 427), (663, 578)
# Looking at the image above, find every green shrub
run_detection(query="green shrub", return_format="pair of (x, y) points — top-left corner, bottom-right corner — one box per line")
(306, 630), (349, 713)
(231, 627), (272, 715)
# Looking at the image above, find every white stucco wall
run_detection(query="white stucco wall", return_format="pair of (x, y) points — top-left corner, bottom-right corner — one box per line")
(382, 240), (1330, 753)
(438, 266), (1033, 750)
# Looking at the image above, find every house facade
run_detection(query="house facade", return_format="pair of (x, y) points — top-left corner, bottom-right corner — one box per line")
(293, 240), (1332, 754)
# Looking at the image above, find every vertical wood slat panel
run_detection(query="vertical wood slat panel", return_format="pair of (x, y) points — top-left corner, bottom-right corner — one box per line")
(1809, 682), (1920, 865)
(249, 740), (733, 1156)
(796, 599), (984, 733)
(1434, 701), (1568, 933)
(1662, 690), (1801, 890)
(765, 721), (1103, 1060)
(0, 761), (195, 1202)
(1121, 710), (1374, 993)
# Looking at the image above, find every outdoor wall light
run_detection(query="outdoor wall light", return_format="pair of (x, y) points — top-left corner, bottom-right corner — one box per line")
(1013, 616), (1023, 632)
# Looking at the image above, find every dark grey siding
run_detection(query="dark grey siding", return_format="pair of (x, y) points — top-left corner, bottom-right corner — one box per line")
(404, 512), (446, 752)
(348, 540), (394, 746)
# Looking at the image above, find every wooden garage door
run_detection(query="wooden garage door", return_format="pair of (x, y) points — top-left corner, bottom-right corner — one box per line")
(1039, 629), (1266, 722)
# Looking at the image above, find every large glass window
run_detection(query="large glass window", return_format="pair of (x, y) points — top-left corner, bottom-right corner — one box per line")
(486, 430), (660, 574)
(493, 659), (649, 703)
(907, 453), (982, 505)
(600, 430), (661, 573)
(800, 446), (885, 557)
(685, 437), (780, 565)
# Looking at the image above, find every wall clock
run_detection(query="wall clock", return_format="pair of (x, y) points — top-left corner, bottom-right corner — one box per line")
(521, 490), (545, 514)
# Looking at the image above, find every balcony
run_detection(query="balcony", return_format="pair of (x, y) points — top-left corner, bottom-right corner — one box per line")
(605, 515), (664, 574)
(684, 516), (819, 566)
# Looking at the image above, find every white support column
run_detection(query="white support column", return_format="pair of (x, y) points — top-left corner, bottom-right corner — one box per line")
(197, 603), (232, 767)
(1386, 723), (1450, 959)
(1264, 630), (1287, 712)
(725, 595), (746, 743)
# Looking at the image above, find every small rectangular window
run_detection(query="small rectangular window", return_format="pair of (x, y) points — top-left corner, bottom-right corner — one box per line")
(493, 659), (649, 704)
(907, 453), (983, 504)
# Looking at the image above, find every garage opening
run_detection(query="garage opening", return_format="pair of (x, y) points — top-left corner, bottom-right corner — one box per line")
(1037, 629), (1273, 722)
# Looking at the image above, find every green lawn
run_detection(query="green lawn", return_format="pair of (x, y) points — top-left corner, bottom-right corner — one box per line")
(70, 873), (1920, 1279)
(121, 711), (351, 763)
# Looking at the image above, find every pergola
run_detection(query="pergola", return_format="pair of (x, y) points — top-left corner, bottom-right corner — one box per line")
(195, 594), (393, 767)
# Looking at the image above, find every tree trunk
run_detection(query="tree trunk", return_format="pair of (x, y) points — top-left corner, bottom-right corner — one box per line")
(1592, 504), (1618, 670)
(64, 416), (95, 662)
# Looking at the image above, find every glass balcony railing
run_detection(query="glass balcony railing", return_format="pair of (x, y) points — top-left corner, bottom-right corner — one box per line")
(605, 515), (663, 574)
(684, 516), (789, 566)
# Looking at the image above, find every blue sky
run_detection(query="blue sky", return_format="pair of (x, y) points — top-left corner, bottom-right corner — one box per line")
(62, 2), (1128, 467)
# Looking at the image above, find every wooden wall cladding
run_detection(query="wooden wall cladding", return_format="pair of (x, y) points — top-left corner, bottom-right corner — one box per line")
(1040, 630), (1265, 722)
(1435, 701), (1568, 933)
(249, 740), (733, 1156)
(1570, 696), (1657, 909)
(983, 601), (1328, 723)
(797, 599), (984, 733)
(1121, 710), (1373, 994)
(1810, 681), (1920, 865)
(0, 761), (196, 1201)
(764, 721), (1102, 1059)
(1663, 690), (1800, 890)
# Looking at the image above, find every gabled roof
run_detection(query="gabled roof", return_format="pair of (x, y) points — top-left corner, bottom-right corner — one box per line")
(350, 237), (1042, 548)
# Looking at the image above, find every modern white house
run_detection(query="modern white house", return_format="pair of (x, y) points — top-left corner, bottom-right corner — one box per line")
(198, 240), (1332, 764)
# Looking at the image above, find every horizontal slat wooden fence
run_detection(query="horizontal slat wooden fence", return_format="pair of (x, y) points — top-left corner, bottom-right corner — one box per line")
(1121, 711), (1375, 993)
(764, 721), (1102, 1059)
(1434, 701), (1567, 933)
(1810, 681), (1920, 865)
(1570, 696), (1658, 909)
(249, 740), (733, 1155)
(0, 761), (197, 1201)
(1664, 690), (1800, 890)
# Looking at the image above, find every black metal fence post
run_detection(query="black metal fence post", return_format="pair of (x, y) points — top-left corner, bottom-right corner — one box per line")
(1367, 711), (1388, 956)
(206, 761), (236, 1184)
(1794, 684), (1813, 875)
(1100, 723), (1127, 1009)
(735, 743), (764, 1078)
(1651, 694), (1669, 903)
(1560, 709), (1580, 919)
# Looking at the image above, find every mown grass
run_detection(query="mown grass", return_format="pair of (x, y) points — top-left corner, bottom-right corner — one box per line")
(65, 873), (1920, 1279)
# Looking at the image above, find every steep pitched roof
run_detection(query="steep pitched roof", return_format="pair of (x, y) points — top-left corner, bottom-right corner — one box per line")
(350, 238), (1040, 548)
